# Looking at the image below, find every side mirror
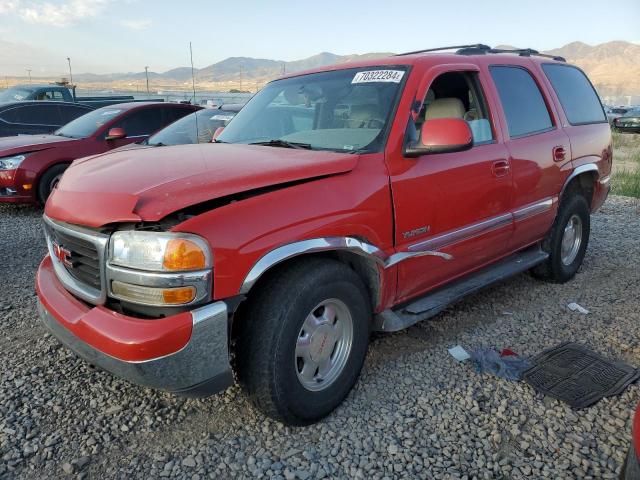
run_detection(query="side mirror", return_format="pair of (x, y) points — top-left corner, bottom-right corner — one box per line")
(212, 126), (225, 142)
(106, 127), (126, 141)
(405, 118), (473, 158)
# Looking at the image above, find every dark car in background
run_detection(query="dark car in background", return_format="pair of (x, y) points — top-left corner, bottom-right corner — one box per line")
(0, 102), (200, 204)
(0, 84), (162, 109)
(0, 101), (94, 137)
(606, 106), (631, 124)
(613, 108), (640, 133)
(145, 104), (243, 146)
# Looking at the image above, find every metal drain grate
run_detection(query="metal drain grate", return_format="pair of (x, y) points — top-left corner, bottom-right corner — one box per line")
(523, 342), (639, 409)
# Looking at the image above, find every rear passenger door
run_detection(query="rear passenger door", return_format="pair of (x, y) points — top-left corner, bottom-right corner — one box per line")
(488, 64), (571, 250)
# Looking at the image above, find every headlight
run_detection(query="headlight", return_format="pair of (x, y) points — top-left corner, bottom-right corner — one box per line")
(0, 154), (27, 170)
(109, 231), (212, 272)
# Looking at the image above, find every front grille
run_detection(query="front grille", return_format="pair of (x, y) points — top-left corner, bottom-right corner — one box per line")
(44, 216), (109, 305)
(50, 229), (101, 289)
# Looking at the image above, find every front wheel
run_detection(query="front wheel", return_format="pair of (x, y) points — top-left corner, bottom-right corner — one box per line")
(531, 194), (591, 283)
(38, 164), (68, 204)
(237, 258), (371, 425)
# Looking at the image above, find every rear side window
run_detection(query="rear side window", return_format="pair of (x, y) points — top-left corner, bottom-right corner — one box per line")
(490, 66), (553, 138)
(542, 64), (606, 125)
(3, 105), (62, 125)
(59, 105), (92, 123)
(162, 106), (193, 126)
(114, 108), (164, 137)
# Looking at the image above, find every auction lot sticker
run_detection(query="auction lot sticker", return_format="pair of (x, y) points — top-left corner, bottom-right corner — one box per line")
(352, 70), (405, 84)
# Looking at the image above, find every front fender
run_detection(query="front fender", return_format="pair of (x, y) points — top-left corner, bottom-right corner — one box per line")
(171, 154), (394, 301)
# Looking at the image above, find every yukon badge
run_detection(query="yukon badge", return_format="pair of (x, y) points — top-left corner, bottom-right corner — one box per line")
(402, 226), (430, 240)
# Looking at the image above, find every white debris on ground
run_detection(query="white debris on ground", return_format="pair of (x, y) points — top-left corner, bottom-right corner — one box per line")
(568, 302), (591, 314)
(0, 196), (639, 479)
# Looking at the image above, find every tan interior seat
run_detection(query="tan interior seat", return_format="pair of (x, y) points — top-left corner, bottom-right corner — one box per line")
(346, 104), (383, 128)
(424, 97), (466, 120)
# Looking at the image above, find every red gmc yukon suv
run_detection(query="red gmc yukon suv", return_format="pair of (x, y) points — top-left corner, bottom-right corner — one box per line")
(35, 45), (612, 425)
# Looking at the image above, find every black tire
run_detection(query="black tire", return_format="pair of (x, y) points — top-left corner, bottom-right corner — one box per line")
(531, 194), (590, 283)
(236, 258), (371, 425)
(38, 164), (68, 204)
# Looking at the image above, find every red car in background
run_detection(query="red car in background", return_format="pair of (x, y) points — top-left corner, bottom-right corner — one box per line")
(0, 102), (200, 204)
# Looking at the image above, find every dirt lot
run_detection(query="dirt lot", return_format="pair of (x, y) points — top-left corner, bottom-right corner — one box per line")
(1, 195), (639, 480)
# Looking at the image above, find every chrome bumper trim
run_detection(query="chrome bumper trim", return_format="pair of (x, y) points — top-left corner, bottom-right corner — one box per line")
(38, 300), (234, 394)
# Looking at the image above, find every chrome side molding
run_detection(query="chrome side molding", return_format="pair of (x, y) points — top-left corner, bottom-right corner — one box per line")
(512, 197), (555, 222)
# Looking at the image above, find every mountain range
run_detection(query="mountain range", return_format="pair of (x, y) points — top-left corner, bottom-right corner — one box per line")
(4, 41), (639, 101)
(68, 51), (395, 84)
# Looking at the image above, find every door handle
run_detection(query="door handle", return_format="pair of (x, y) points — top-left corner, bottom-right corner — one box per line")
(553, 146), (566, 162)
(492, 159), (510, 177)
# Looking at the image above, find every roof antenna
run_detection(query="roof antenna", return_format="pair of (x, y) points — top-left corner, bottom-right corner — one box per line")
(189, 41), (200, 142)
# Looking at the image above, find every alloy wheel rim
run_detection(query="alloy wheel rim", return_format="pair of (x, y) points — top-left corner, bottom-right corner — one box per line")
(294, 298), (354, 392)
(560, 214), (583, 266)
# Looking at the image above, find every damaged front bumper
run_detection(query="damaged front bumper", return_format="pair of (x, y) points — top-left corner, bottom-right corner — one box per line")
(36, 255), (234, 397)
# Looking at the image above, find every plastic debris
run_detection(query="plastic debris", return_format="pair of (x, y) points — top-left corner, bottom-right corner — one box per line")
(448, 345), (471, 362)
(567, 302), (590, 314)
(470, 348), (532, 381)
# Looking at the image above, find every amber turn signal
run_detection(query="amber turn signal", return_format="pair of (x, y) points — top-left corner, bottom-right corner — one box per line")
(163, 238), (207, 271)
(162, 286), (197, 304)
(111, 281), (196, 306)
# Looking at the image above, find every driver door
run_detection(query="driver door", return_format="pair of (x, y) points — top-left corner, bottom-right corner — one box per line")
(389, 68), (513, 304)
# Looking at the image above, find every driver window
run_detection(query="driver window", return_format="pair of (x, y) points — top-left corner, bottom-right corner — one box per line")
(415, 71), (494, 145)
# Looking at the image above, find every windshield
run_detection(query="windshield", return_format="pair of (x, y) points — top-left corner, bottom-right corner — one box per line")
(0, 87), (34, 102)
(217, 66), (407, 153)
(55, 107), (123, 138)
(148, 108), (237, 146)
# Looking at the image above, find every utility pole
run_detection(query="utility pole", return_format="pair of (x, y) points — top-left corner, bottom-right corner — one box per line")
(239, 65), (243, 92)
(26, 69), (32, 84)
(67, 57), (73, 85)
(282, 62), (286, 76)
(144, 66), (150, 96)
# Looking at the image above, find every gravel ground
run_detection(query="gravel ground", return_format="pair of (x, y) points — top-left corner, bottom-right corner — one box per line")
(1, 196), (639, 479)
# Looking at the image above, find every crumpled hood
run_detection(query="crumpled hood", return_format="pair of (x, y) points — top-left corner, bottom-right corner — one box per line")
(46, 143), (358, 227)
(0, 134), (75, 155)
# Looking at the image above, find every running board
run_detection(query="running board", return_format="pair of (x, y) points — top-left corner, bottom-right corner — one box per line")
(373, 246), (549, 332)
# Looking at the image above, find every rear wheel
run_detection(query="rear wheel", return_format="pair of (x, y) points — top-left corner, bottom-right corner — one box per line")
(38, 164), (68, 204)
(531, 194), (590, 283)
(237, 258), (371, 425)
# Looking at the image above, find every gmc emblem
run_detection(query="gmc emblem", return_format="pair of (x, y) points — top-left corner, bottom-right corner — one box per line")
(52, 242), (73, 268)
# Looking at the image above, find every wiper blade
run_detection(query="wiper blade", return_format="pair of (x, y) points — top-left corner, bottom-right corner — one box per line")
(249, 139), (312, 150)
(148, 142), (166, 147)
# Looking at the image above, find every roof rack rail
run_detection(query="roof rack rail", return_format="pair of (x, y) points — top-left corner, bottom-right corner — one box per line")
(394, 44), (491, 56)
(483, 47), (566, 62)
(395, 44), (566, 62)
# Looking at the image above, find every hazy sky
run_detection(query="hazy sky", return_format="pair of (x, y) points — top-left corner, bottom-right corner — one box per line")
(0, 0), (639, 76)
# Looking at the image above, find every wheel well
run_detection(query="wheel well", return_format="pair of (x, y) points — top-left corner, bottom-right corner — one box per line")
(562, 172), (595, 210)
(36, 162), (71, 201)
(237, 251), (381, 314)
